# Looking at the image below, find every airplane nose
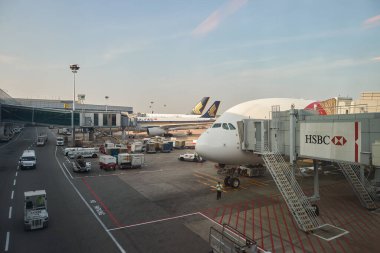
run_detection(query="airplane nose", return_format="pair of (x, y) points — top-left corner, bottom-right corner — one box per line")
(195, 131), (209, 158)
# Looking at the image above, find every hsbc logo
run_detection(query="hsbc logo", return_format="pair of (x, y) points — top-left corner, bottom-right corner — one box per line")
(331, 136), (347, 146)
(305, 135), (347, 146)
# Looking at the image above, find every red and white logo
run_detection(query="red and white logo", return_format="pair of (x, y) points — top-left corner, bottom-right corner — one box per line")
(331, 136), (347, 146)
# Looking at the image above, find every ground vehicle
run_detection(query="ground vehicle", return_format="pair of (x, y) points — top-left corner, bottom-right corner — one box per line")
(209, 224), (259, 253)
(64, 147), (85, 156)
(99, 155), (117, 170)
(19, 150), (37, 169)
(117, 153), (144, 169)
(24, 190), (49, 230)
(36, 134), (48, 146)
(13, 127), (22, 133)
(72, 157), (91, 172)
(56, 137), (64, 146)
(68, 148), (98, 159)
(178, 153), (204, 162)
(58, 128), (71, 135)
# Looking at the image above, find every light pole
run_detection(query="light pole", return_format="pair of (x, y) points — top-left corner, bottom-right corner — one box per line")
(150, 101), (154, 113)
(70, 64), (80, 146)
(105, 96), (109, 112)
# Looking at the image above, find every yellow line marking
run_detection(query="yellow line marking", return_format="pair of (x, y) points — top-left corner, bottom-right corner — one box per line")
(194, 171), (222, 181)
(193, 174), (218, 184)
(247, 179), (268, 187)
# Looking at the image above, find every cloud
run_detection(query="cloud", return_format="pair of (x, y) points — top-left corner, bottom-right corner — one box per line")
(238, 57), (371, 80)
(373, 56), (380, 62)
(102, 41), (150, 61)
(363, 14), (380, 28)
(0, 53), (18, 64)
(192, 0), (248, 37)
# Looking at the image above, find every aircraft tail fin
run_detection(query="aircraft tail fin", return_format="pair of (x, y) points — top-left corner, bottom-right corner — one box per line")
(201, 101), (220, 118)
(191, 97), (210, 115)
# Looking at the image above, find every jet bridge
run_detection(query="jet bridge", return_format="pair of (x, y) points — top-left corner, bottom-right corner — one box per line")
(237, 109), (380, 233)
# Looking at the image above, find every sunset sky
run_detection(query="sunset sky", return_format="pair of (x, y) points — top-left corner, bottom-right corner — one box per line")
(1, 0), (379, 113)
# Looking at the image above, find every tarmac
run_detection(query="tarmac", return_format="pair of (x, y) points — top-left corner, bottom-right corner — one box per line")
(1, 126), (380, 253)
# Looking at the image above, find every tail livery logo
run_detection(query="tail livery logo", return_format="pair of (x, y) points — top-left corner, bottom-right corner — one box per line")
(201, 101), (220, 118)
(192, 102), (204, 115)
(191, 97), (209, 115)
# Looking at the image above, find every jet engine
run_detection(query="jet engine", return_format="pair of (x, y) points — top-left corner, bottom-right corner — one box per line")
(147, 127), (166, 136)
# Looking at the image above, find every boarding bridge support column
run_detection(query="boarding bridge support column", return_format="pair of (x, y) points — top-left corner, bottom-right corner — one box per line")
(313, 159), (320, 200)
(289, 104), (297, 175)
(360, 165), (365, 185)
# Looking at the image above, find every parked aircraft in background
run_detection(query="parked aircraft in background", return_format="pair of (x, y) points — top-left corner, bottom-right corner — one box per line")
(138, 101), (221, 136)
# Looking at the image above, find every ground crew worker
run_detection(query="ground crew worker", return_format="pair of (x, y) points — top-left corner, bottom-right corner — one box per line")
(216, 182), (222, 200)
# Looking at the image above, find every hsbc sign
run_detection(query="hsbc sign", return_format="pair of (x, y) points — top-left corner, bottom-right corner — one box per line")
(304, 135), (347, 145)
(300, 122), (361, 163)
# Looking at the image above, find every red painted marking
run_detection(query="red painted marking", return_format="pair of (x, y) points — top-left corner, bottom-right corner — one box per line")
(251, 200), (255, 239)
(304, 229), (317, 253)
(333, 201), (366, 242)
(235, 202), (242, 229)
(288, 209), (306, 253)
(321, 211), (349, 253)
(319, 216), (338, 253)
(218, 205), (227, 224)
(81, 178), (123, 227)
(258, 199), (264, 248)
(213, 207), (220, 220)
(271, 201), (285, 253)
(265, 204), (275, 253)
(276, 197), (296, 253)
(314, 236), (328, 253)
(227, 205), (234, 225)
(320, 185), (379, 233)
(344, 201), (380, 233)
(243, 201), (248, 235)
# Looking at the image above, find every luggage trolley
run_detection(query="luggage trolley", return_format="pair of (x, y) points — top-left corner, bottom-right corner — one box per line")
(209, 224), (262, 253)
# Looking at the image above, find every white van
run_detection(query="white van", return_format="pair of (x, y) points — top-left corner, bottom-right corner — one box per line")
(19, 150), (37, 169)
(56, 137), (64, 146)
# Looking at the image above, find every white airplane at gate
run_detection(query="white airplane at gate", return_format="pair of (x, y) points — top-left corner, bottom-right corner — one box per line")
(195, 98), (325, 166)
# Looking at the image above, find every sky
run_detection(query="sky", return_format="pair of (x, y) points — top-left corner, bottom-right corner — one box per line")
(0, 0), (379, 113)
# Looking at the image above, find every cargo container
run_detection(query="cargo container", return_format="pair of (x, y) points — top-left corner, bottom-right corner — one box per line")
(117, 153), (145, 169)
(131, 142), (143, 153)
(161, 142), (172, 153)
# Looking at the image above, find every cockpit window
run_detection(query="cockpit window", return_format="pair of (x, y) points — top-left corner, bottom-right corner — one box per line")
(222, 123), (229, 130)
(212, 123), (221, 128)
(228, 123), (236, 130)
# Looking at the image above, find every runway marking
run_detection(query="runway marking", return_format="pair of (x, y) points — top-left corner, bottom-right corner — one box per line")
(11, 191), (14, 200)
(54, 147), (126, 253)
(13, 179), (16, 186)
(82, 178), (123, 227)
(62, 163), (74, 179)
(8, 206), (12, 219)
(0, 129), (22, 150)
(15, 172), (18, 177)
(4, 232), (10, 251)
(108, 212), (199, 231)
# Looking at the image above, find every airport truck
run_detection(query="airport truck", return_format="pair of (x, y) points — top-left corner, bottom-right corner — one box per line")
(72, 157), (91, 172)
(117, 153), (145, 169)
(36, 134), (48, 146)
(99, 155), (117, 170)
(24, 190), (49, 231)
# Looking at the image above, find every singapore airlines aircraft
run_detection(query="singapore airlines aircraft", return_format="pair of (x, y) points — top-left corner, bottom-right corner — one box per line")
(137, 101), (221, 136)
(195, 98), (322, 166)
